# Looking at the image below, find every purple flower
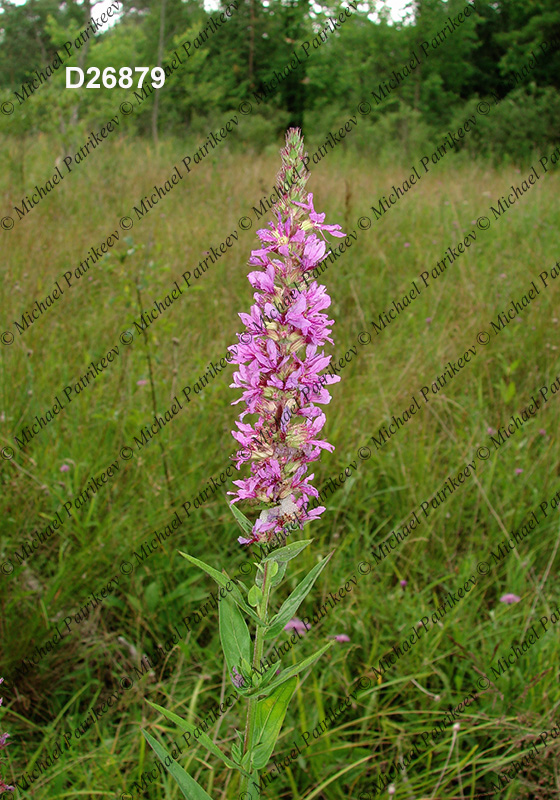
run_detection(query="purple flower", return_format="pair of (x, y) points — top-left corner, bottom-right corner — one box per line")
(0, 679), (14, 794)
(425, 317), (432, 324)
(400, 580), (408, 588)
(539, 429), (546, 436)
(333, 634), (350, 642)
(487, 427), (496, 435)
(231, 667), (246, 688)
(500, 593), (520, 604)
(293, 194), (345, 239)
(137, 379), (148, 386)
(514, 468), (523, 475)
(60, 464), (70, 472)
(229, 129), (343, 545)
(284, 618), (309, 634)
(404, 242), (410, 248)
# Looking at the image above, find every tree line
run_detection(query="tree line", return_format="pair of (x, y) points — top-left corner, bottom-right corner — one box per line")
(0, 0), (559, 161)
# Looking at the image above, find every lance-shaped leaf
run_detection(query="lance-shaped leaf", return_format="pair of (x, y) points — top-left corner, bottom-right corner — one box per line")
(146, 701), (251, 778)
(252, 657), (283, 692)
(262, 539), (313, 565)
(227, 502), (254, 538)
(245, 641), (334, 698)
(142, 729), (213, 800)
(219, 594), (252, 682)
(265, 552), (333, 638)
(179, 551), (264, 626)
(251, 677), (298, 770)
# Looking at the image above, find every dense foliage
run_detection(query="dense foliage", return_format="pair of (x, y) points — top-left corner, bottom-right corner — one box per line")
(1, 0), (560, 161)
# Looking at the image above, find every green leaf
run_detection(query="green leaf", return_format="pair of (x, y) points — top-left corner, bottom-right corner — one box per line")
(248, 585), (263, 607)
(246, 641), (334, 698)
(240, 657), (252, 675)
(142, 729), (213, 800)
(231, 741), (242, 763)
(265, 552), (333, 638)
(252, 677), (298, 770)
(219, 595), (252, 680)
(270, 561), (287, 588)
(146, 701), (250, 777)
(252, 658), (283, 691)
(179, 551), (264, 626)
(227, 503), (254, 537)
(262, 539), (313, 564)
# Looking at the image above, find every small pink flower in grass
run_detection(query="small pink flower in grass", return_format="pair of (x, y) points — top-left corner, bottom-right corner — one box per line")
(60, 464), (70, 473)
(137, 379), (148, 386)
(229, 128), (343, 545)
(400, 579), (408, 589)
(514, 468), (523, 475)
(500, 593), (520, 604)
(284, 618), (308, 635)
(404, 242), (411, 248)
(488, 427), (496, 435)
(0, 678), (14, 794)
(425, 317), (432, 324)
(539, 429), (546, 436)
(333, 634), (350, 642)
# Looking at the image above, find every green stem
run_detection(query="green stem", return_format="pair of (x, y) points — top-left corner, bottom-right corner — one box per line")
(240, 561), (274, 798)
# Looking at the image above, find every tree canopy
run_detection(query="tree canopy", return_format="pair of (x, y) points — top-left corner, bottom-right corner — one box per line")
(1, 0), (559, 160)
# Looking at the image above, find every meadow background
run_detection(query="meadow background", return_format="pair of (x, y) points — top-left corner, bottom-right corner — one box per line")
(1, 1), (560, 799)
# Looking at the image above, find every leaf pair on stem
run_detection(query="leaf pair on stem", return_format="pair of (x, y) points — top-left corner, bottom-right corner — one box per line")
(142, 507), (334, 799)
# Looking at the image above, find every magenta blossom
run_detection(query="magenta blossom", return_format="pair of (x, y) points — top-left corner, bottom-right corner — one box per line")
(284, 618), (309, 635)
(231, 667), (246, 688)
(333, 634), (350, 643)
(500, 593), (521, 604)
(229, 129), (344, 545)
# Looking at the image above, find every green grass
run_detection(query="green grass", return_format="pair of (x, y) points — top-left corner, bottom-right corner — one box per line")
(1, 130), (560, 800)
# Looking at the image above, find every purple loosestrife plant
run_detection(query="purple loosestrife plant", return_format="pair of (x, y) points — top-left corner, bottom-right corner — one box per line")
(141, 129), (343, 800)
(228, 133), (344, 546)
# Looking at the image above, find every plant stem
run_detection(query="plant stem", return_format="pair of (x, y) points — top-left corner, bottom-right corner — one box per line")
(240, 561), (274, 798)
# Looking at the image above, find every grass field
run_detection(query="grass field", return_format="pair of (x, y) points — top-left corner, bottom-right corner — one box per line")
(1, 129), (560, 800)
